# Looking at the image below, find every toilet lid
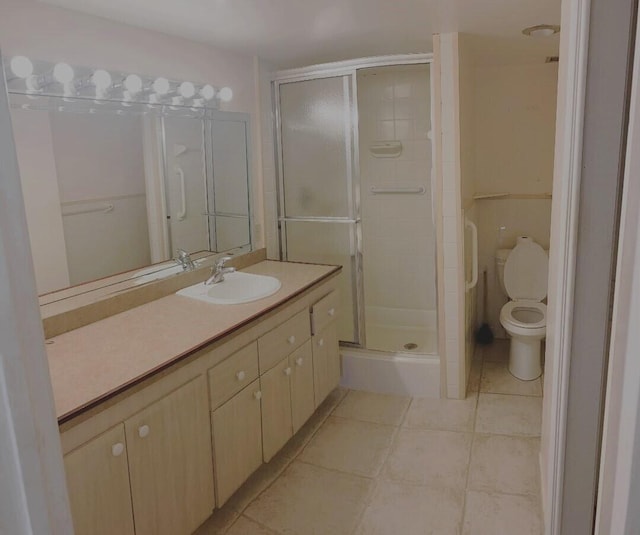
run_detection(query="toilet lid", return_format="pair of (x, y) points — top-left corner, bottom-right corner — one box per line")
(503, 241), (548, 301)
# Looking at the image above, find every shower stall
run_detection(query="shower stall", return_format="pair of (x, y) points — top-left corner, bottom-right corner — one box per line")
(274, 56), (439, 397)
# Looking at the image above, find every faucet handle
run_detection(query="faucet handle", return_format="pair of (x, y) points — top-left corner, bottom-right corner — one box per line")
(214, 256), (233, 269)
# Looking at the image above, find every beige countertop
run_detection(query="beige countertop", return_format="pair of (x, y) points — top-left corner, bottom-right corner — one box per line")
(47, 261), (340, 423)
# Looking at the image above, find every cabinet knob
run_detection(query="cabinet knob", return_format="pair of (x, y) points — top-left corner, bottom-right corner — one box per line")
(254, 391), (262, 400)
(328, 308), (335, 317)
(236, 370), (246, 381)
(112, 443), (125, 457)
(138, 425), (150, 438)
(287, 335), (296, 345)
(284, 367), (292, 376)
(318, 338), (324, 347)
(296, 357), (304, 366)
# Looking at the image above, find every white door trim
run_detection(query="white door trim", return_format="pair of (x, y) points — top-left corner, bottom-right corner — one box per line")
(0, 56), (74, 533)
(595, 4), (640, 531)
(542, 0), (590, 531)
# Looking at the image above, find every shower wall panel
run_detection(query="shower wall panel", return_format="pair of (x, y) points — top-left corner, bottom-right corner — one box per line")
(358, 65), (436, 353)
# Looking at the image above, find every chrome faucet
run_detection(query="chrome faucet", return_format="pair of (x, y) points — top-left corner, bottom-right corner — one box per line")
(175, 249), (195, 271)
(205, 256), (235, 285)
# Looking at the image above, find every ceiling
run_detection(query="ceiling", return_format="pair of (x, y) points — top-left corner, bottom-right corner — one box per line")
(40, 0), (562, 68)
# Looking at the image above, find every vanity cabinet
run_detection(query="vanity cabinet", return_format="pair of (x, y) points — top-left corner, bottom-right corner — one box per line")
(124, 376), (214, 535)
(60, 270), (341, 535)
(311, 291), (341, 406)
(211, 379), (263, 506)
(64, 424), (135, 535)
(64, 377), (214, 535)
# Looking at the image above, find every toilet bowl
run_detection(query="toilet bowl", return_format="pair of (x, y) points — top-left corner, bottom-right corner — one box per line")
(497, 237), (548, 380)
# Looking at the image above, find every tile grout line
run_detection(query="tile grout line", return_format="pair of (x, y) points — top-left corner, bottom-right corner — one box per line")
(348, 397), (412, 535)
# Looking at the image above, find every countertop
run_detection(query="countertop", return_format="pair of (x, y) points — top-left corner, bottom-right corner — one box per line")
(46, 261), (340, 423)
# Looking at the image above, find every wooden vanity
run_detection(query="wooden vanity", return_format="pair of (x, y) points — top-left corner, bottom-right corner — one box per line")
(49, 260), (341, 535)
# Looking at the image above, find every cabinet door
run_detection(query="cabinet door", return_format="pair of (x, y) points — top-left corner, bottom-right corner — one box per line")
(64, 424), (135, 535)
(260, 357), (293, 461)
(289, 340), (315, 433)
(312, 321), (341, 407)
(125, 376), (215, 535)
(212, 379), (263, 506)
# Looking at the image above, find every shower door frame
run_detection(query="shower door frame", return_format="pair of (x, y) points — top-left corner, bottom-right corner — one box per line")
(273, 53), (434, 350)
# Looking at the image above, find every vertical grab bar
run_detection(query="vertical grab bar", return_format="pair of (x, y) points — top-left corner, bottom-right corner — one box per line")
(465, 218), (478, 291)
(175, 167), (187, 221)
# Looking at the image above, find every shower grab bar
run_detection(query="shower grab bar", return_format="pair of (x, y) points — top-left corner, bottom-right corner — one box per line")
(176, 167), (187, 221)
(278, 217), (361, 224)
(370, 186), (426, 195)
(465, 218), (478, 292)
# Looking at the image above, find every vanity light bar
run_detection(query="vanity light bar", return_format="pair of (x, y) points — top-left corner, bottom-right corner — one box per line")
(3, 56), (233, 108)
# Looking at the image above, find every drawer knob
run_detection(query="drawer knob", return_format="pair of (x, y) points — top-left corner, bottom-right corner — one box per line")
(296, 357), (304, 366)
(253, 391), (262, 400)
(236, 370), (246, 381)
(287, 335), (296, 345)
(284, 367), (292, 376)
(318, 338), (324, 347)
(112, 443), (125, 457)
(138, 425), (150, 438)
(328, 308), (335, 317)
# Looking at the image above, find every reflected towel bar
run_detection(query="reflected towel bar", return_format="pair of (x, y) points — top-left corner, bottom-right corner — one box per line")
(62, 204), (114, 216)
(369, 186), (426, 195)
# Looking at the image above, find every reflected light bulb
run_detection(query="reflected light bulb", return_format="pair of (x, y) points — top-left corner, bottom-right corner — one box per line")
(153, 77), (170, 95)
(218, 87), (233, 102)
(53, 63), (74, 84)
(200, 84), (215, 100)
(178, 81), (195, 99)
(92, 69), (112, 90)
(124, 74), (143, 94)
(10, 56), (33, 78)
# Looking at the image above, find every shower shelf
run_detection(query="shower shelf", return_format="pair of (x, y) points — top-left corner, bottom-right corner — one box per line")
(369, 140), (402, 158)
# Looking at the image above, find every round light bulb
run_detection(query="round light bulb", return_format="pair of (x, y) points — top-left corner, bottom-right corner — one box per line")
(178, 81), (195, 99)
(124, 74), (143, 94)
(153, 77), (170, 95)
(218, 87), (233, 102)
(200, 84), (215, 100)
(10, 56), (33, 78)
(92, 69), (112, 90)
(53, 63), (74, 84)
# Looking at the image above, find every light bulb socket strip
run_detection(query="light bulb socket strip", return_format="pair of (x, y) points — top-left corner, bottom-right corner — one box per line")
(3, 56), (232, 109)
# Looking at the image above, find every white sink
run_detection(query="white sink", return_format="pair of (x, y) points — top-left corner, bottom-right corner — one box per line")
(176, 272), (282, 305)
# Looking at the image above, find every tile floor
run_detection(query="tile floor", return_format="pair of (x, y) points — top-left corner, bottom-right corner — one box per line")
(195, 339), (544, 535)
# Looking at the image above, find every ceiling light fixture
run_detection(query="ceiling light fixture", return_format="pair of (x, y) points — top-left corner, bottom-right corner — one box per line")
(522, 24), (560, 38)
(4, 56), (232, 109)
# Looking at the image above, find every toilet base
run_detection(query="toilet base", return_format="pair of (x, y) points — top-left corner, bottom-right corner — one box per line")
(509, 336), (542, 380)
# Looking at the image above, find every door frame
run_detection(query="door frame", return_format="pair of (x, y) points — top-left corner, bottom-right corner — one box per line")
(0, 54), (74, 534)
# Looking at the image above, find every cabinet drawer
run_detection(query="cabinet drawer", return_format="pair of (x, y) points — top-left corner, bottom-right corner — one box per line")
(310, 291), (338, 335)
(258, 309), (310, 373)
(209, 342), (259, 410)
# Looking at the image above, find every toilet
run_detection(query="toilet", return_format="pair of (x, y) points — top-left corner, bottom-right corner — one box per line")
(495, 236), (548, 380)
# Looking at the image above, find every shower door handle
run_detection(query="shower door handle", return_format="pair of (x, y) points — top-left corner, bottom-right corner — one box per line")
(465, 219), (478, 291)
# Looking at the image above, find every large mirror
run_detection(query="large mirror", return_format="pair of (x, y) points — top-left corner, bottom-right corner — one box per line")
(9, 93), (252, 297)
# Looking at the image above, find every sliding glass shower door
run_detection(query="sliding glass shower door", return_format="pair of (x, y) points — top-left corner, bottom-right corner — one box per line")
(276, 74), (363, 345)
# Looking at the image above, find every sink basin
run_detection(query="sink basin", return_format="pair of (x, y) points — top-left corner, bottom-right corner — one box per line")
(176, 272), (282, 305)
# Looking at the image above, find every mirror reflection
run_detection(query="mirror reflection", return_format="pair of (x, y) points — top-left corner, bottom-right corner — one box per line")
(10, 95), (252, 295)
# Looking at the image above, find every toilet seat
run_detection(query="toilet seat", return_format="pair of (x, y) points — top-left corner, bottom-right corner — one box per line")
(500, 300), (547, 331)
